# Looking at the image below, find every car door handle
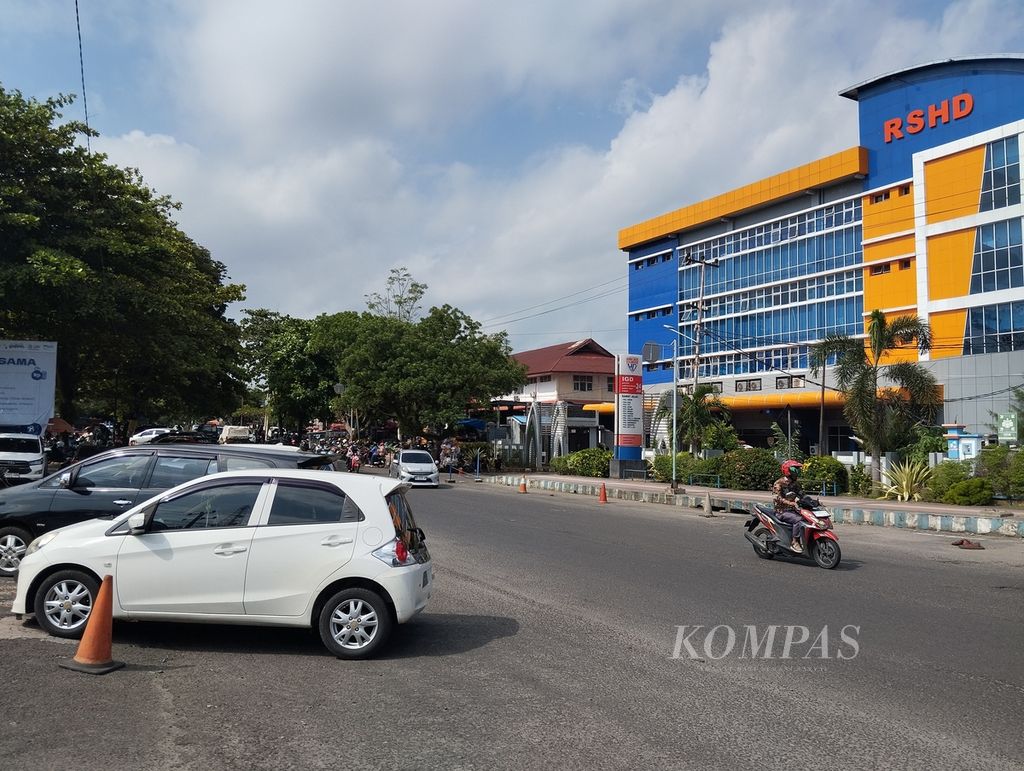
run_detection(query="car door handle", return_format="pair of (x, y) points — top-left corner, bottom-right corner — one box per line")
(321, 537), (354, 547)
(213, 545), (248, 555)
(113, 499), (133, 506)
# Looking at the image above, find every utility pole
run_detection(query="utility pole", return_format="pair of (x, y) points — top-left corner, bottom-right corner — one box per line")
(818, 363), (826, 457)
(680, 250), (718, 454)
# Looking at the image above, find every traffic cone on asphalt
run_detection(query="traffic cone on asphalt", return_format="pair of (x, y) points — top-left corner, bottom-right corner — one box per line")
(598, 482), (608, 504)
(518, 476), (528, 493)
(59, 575), (125, 675)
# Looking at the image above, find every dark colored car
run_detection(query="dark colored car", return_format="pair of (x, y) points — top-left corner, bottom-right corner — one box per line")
(0, 443), (334, 577)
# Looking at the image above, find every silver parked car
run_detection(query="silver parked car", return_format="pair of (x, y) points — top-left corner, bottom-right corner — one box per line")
(389, 450), (439, 488)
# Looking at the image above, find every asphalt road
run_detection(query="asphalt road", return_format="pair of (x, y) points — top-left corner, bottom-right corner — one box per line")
(1, 479), (1022, 770)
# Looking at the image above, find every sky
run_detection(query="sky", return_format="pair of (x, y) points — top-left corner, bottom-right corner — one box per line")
(4, 0), (1024, 355)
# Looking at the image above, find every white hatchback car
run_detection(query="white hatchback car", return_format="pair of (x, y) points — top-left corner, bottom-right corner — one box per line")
(12, 469), (432, 659)
(128, 427), (171, 445)
(389, 449), (440, 487)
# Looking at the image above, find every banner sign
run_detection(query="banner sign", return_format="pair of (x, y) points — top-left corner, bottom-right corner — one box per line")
(0, 340), (57, 434)
(997, 412), (1017, 441)
(615, 355), (644, 454)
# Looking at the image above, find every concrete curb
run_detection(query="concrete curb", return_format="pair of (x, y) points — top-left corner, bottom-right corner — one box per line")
(489, 475), (1024, 538)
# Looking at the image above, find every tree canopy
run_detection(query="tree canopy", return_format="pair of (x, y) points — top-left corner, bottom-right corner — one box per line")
(0, 86), (246, 422)
(810, 310), (941, 482)
(241, 270), (527, 439)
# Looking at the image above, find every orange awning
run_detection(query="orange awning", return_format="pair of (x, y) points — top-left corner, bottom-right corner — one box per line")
(718, 391), (846, 410)
(581, 402), (616, 414)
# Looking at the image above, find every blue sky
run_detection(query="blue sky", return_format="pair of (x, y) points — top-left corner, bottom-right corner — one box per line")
(4, 0), (1024, 354)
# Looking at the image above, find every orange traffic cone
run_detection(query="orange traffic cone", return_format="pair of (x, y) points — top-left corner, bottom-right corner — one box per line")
(598, 482), (608, 504)
(518, 476), (528, 493)
(59, 575), (124, 675)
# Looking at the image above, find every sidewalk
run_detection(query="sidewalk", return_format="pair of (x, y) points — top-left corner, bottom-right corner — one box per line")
(485, 472), (1024, 539)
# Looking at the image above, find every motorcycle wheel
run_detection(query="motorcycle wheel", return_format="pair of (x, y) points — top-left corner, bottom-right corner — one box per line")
(751, 526), (774, 560)
(812, 538), (841, 569)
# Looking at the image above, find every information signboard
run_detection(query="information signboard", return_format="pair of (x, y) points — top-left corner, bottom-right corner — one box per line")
(0, 340), (57, 434)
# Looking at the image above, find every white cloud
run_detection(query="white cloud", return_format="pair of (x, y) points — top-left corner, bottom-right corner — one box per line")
(86, 0), (1024, 354)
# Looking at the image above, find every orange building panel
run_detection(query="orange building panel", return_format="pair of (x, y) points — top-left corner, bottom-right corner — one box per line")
(863, 257), (917, 313)
(863, 233), (915, 261)
(927, 229), (977, 300)
(618, 147), (869, 250)
(929, 309), (968, 360)
(862, 186), (915, 242)
(924, 146), (985, 225)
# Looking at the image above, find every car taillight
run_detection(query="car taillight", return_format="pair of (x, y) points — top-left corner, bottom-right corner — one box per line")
(372, 538), (417, 567)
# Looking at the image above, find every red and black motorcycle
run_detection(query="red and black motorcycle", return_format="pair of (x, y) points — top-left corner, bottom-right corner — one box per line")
(744, 493), (842, 569)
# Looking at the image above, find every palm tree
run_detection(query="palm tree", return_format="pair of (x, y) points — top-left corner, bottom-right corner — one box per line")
(809, 310), (941, 484)
(654, 383), (730, 456)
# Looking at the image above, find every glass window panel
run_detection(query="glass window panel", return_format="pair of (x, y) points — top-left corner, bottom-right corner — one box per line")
(153, 483), (262, 531)
(997, 221), (1010, 248)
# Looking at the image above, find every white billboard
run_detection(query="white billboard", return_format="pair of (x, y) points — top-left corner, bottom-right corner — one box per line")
(0, 340), (58, 434)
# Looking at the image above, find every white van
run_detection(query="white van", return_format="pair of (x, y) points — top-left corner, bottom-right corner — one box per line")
(217, 425), (253, 444)
(0, 433), (46, 482)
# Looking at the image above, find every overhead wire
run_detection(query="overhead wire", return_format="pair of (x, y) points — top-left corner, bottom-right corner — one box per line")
(74, 0), (91, 152)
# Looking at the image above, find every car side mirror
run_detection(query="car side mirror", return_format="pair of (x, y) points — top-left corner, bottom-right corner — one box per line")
(58, 472), (72, 489)
(127, 511), (147, 535)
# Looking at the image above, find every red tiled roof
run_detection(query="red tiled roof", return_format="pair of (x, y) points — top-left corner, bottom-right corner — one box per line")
(512, 338), (615, 376)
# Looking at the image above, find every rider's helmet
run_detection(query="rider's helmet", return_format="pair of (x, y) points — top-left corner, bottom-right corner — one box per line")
(781, 459), (803, 478)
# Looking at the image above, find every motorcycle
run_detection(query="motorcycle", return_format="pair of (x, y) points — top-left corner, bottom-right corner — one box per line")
(743, 493), (842, 569)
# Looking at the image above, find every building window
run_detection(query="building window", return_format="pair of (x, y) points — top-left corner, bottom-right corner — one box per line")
(607, 376), (614, 391)
(970, 218), (1024, 294)
(899, 185), (911, 196)
(872, 191), (890, 203)
(899, 259), (912, 270)
(870, 263), (891, 276)
(776, 376), (805, 389)
(980, 136), (1021, 212)
(573, 375), (593, 392)
(539, 375), (551, 383)
(963, 300), (1024, 355)
(736, 378), (762, 392)
(828, 425), (857, 452)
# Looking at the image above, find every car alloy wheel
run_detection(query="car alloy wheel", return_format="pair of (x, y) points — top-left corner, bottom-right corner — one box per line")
(34, 570), (100, 638)
(318, 587), (393, 659)
(0, 526), (31, 576)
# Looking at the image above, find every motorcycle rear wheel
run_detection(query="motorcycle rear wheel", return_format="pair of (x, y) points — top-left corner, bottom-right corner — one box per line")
(812, 538), (841, 569)
(751, 526), (775, 560)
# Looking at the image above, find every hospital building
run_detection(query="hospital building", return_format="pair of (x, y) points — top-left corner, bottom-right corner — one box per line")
(620, 56), (1024, 453)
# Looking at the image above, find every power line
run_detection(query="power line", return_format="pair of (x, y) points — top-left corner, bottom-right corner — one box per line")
(74, 0), (90, 152)
(479, 275), (626, 324)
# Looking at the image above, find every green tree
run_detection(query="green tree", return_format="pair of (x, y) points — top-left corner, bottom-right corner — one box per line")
(809, 310), (940, 483)
(365, 267), (428, 322)
(654, 384), (729, 455)
(240, 310), (337, 430)
(324, 305), (526, 439)
(770, 420), (803, 461)
(0, 86), (246, 422)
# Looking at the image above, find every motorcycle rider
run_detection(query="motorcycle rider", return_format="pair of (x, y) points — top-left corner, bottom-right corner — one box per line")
(772, 460), (805, 553)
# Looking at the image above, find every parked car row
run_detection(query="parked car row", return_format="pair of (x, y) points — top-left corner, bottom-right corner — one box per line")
(11, 469), (431, 659)
(0, 441), (435, 658)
